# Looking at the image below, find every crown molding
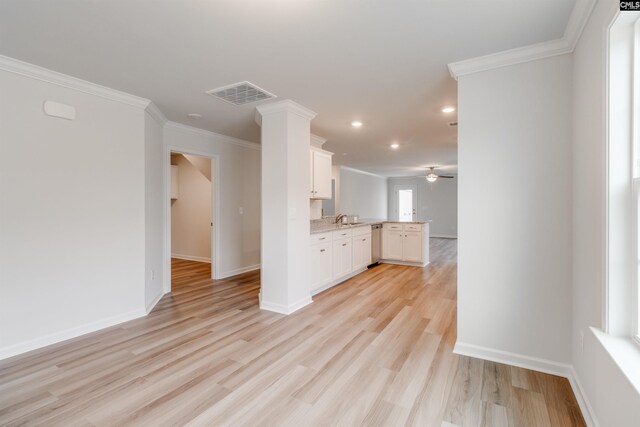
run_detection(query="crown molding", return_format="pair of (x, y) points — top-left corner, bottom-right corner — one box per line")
(310, 134), (327, 148)
(448, 0), (597, 80)
(340, 165), (387, 179)
(255, 99), (317, 126)
(145, 102), (167, 125)
(0, 54), (151, 108)
(165, 121), (261, 151)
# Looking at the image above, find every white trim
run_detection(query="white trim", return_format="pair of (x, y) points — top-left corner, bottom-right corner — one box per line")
(430, 234), (458, 239)
(447, 0), (597, 80)
(260, 295), (313, 315)
(171, 254), (212, 264)
(165, 121), (261, 151)
(255, 99), (317, 125)
(310, 134), (328, 148)
(145, 291), (167, 314)
(0, 308), (146, 361)
(0, 54), (150, 108)
(567, 366), (600, 427)
(453, 341), (598, 427)
(311, 267), (368, 296)
(145, 102), (167, 125)
(340, 165), (387, 179)
(380, 260), (428, 268)
(218, 264), (261, 279)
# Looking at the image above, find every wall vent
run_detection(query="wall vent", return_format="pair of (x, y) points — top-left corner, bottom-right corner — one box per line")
(206, 81), (276, 106)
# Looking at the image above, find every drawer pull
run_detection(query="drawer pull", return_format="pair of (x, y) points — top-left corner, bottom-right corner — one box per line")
(319, 237), (326, 240)
(320, 249), (325, 252)
(362, 238), (366, 241)
(342, 243), (347, 247)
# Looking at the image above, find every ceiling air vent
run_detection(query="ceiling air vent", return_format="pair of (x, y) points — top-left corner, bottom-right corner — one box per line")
(448, 121), (458, 127)
(206, 81), (276, 106)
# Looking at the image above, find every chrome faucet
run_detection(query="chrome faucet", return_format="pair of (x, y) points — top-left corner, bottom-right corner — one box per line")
(335, 214), (347, 224)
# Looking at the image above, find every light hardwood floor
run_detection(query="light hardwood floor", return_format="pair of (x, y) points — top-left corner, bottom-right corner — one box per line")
(0, 239), (584, 426)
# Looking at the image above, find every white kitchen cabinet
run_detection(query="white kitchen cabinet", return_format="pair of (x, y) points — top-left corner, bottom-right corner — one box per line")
(402, 231), (422, 262)
(382, 230), (404, 260)
(332, 238), (353, 280)
(310, 241), (332, 291)
(353, 234), (372, 270)
(310, 148), (332, 199)
(381, 222), (429, 266)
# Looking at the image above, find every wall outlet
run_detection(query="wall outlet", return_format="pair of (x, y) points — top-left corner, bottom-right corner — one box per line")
(579, 330), (584, 353)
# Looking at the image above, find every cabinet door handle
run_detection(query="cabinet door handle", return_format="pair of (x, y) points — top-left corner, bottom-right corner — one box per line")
(342, 243), (347, 247)
(319, 237), (326, 240)
(362, 238), (366, 241)
(320, 249), (325, 252)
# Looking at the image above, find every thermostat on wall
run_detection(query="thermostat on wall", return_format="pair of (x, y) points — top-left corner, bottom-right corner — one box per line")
(43, 100), (76, 120)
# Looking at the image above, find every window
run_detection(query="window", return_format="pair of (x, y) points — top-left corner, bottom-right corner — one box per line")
(607, 12), (640, 342)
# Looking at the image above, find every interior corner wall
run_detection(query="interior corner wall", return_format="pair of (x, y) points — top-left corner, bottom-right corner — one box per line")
(387, 176), (458, 237)
(339, 167), (388, 219)
(456, 53), (573, 365)
(163, 124), (261, 278)
(571, 1), (640, 425)
(0, 68), (147, 358)
(144, 112), (164, 311)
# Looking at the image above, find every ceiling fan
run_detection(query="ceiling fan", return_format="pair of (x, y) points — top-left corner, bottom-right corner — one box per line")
(425, 167), (454, 182)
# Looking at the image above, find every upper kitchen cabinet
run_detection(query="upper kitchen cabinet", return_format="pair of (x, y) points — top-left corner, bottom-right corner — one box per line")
(310, 147), (332, 199)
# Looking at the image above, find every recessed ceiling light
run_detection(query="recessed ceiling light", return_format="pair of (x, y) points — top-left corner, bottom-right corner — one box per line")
(351, 121), (363, 128)
(441, 106), (455, 113)
(390, 143), (399, 149)
(187, 113), (202, 119)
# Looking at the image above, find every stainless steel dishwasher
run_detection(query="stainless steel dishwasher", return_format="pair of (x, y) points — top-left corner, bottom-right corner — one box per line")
(370, 224), (382, 266)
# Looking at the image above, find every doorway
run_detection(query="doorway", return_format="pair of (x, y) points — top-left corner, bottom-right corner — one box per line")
(168, 151), (216, 290)
(394, 184), (417, 222)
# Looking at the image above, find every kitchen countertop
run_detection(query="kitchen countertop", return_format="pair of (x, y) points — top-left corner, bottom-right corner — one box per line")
(310, 219), (430, 234)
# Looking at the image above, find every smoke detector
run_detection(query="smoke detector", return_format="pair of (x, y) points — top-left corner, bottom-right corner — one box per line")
(206, 81), (276, 106)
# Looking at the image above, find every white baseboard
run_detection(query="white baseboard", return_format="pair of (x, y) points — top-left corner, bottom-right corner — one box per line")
(311, 267), (367, 296)
(454, 341), (598, 427)
(260, 295), (313, 315)
(145, 290), (167, 314)
(566, 366), (599, 427)
(380, 260), (429, 268)
(171, 253), (212, 263)
(0, 308), (147, 361)
(431, 234), (458, 239)
(217, 264), (260, 279)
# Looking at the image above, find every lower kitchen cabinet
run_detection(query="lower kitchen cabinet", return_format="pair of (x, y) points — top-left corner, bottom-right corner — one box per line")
(381, 222), (429, 266)
(332, 238), (353, 280)
(310, 241), (332, 291)
(352, 234), (372, 270)
(310, 225), (372, 294)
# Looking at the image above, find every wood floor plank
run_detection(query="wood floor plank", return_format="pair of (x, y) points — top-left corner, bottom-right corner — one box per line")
(0, 244), (585, 427)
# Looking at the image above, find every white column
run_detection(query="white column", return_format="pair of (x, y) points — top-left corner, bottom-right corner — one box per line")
(256, 100), (316, 314)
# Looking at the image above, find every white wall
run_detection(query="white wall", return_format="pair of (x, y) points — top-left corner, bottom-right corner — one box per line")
(457, 54), (573, 365)
(144, 111), (165, 311)
(572, 2), (640, 425)
(339, 166), (388, 219)
(0, 66), (149, 357)
(387, 176), (457, 237)
(170, 153), (212, 262)
(164, 122), (261, 280)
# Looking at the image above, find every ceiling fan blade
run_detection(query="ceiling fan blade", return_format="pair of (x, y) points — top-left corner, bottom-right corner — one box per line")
(438, 175), (455, 178)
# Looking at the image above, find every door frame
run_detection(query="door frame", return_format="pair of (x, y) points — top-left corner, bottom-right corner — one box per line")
(393, 184), (418, 221)
(164, 146), (220, 292)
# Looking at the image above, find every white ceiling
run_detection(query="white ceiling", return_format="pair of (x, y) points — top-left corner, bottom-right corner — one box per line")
(0, 0), (575, 177)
